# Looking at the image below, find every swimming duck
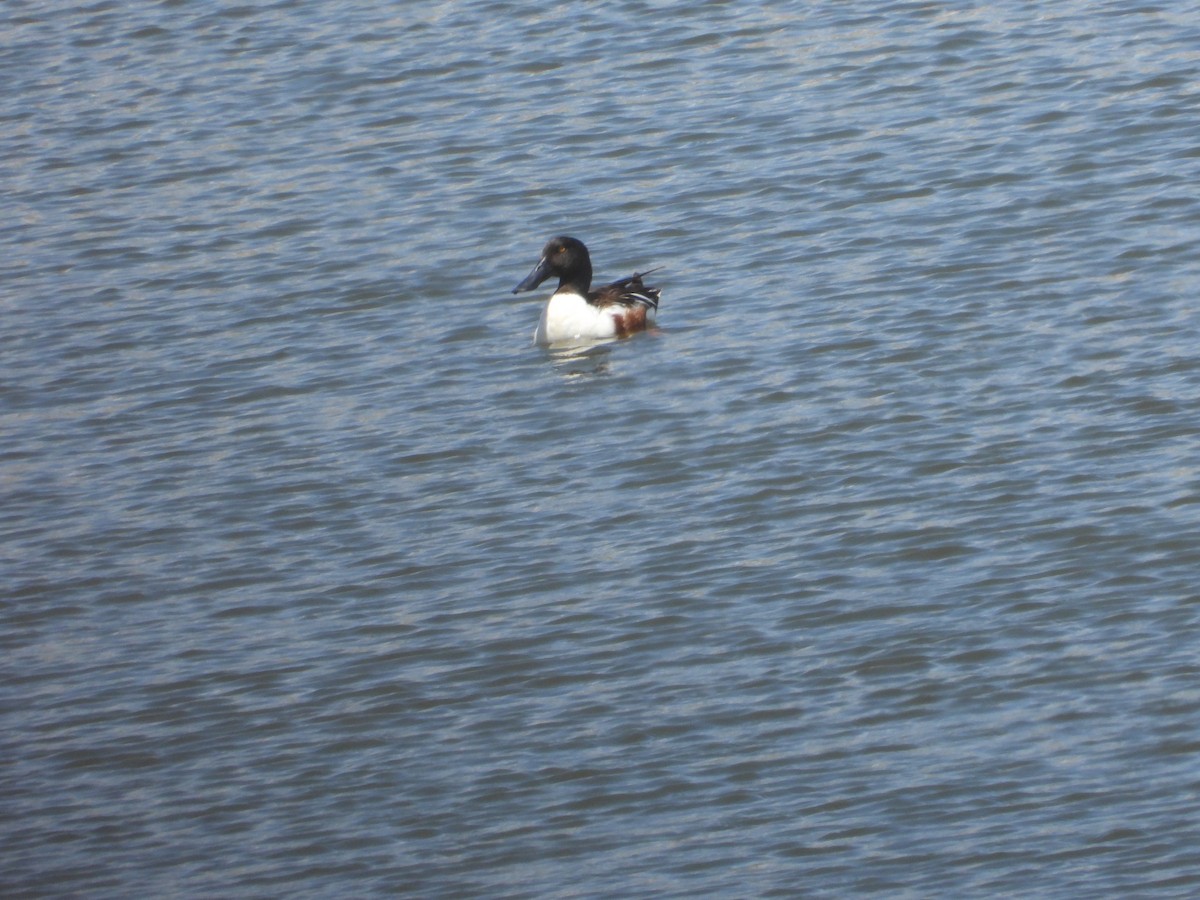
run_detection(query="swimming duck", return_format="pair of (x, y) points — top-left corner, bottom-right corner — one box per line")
(512, 236), (661, 345)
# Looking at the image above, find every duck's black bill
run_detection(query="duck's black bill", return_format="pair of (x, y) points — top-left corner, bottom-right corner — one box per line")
(512, 258), (551, 294)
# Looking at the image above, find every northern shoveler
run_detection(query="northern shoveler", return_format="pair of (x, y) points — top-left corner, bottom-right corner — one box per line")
(512, 236), (661, 346)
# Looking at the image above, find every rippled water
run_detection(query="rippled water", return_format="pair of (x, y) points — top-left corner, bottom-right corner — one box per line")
(4, 1), (1200, 896)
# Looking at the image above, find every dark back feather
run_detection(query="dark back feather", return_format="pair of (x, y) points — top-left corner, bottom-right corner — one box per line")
(588, 269), (662, 311)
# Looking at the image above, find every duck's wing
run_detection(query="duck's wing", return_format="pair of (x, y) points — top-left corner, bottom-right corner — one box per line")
(590, 269), (662, 311)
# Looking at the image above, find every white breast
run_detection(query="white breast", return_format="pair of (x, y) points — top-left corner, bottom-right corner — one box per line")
(534, 291), (618, 346)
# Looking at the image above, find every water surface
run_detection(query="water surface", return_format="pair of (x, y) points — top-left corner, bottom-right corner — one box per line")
(3, 1), (1200, 896)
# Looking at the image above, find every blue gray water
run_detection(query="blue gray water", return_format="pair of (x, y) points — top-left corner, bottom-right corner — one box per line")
(4, 1), (1200, 896)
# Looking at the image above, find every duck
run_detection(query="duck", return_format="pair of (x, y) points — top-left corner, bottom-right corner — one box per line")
(512, 236), (661, 346)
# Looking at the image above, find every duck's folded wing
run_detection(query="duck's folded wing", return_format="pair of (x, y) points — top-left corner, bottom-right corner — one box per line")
(592, 270), (661, 311)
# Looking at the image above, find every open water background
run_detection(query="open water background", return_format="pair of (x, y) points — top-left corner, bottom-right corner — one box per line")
(4, 1), (1200, 896)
